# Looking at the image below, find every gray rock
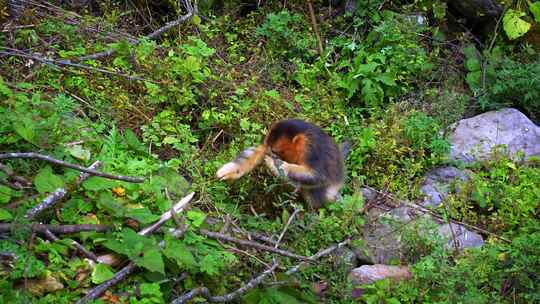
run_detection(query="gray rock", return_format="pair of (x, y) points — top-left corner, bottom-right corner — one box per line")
(332, 246), (357, 272)
(421, 166), (470, 208)
(349, 264), (411, 285)
(438, 223), (484, 249)
(449, 108), (540, 163)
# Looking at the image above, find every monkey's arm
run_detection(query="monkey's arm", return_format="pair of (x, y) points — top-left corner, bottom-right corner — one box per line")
(264, 155), (324, 186)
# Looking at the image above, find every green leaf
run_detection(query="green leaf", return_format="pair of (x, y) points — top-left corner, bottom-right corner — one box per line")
(187, 210), (206, 227)
(0, 208), (12, 221)
(97, 192), (124, 217)
(163, 237), (197, 270)
(82, 176), (117, 191)
(34, 166), (64, 194)
(135, 248), (164, 274)
(465, 58), (481, 72)
(0, 185), (12, 204)
(126, 208), (160, 224)
(466, 71), (482, 91)
(13, 117), (37, 145)
(374, 73), (397, 86)
(124, 129), (146, 154)
(91, 264), (115, 284)
(0, 78), (13, 97)
(66, 145), (91, 161)
(503, 9), (531, 40)
(530, 2), (540, 22)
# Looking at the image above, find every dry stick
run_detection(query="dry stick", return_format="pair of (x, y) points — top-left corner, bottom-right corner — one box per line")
(286, 238), (351, 275)
(363, 186), (511, 243)
(25, 161), (101, 220)
(307, 0), (324, 55)
(0, 223), (111, 234)
(78, 0), (195, 62)
(42, 227), (98, 262)
(171, 262), (279, 304)
(76, 192), (196, 304)
(0, 49), (152, 82)
(200, 229), (310, 261)
(0, 153), (145, 183)
(205, 217), (277, 246)
(274, 208), (300, 249)
(0, 162), (31, 186)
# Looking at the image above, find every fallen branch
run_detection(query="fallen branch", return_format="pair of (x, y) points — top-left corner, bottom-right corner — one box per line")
(25, 161), (101, 220)
(0, 162), (32, 187)
(200, 229), (309, 261)
(0, 153), (145, 183)
(43, 228), (98, 262)
(77, 0), (195, 62)
(171, 262), (279, 304)
(76, 192), (196, 304)
(286, 238), (351, 275)
(307, 0), (324, 55)
(274, 208), (300, 248)
(0, 223), (111, 234)
(205, 217), (277, 246)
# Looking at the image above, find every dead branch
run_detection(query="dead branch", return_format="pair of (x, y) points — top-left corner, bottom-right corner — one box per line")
(363, 186), (511, 243)
(205, 217), (277, 246)
(0, 153), (145, 183)
(286, 238), (351, 275)
(274, 207), (300, 248)
(25, 161), (101, 220)
(0, 48), (153, 82)
(200, 229), (309, 261)
(171, 262), (279, 304)
(0, 162), (32, 188)
(307, 0), (324, 55)
(76, 192), (196, 304)
(0, 223), (111, 234)
(77, 0), (196, 62)
(43, 228), (98, 262)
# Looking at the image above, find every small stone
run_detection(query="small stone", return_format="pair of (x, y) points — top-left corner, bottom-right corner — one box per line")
(438, 223), (484, 249)
(349, 264), (411, 285)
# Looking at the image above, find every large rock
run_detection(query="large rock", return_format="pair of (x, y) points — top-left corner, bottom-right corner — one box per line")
(448, 0), (502, 20)
(421, 166), (470, 208)
(349, 264), (411, 285)
(438, 223), (484, 249)
(354, 187), (484, 264)
(449, 108), (540, 163)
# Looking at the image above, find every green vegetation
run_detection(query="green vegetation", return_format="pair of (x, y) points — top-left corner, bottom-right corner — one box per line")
(0, 1), (538, 303)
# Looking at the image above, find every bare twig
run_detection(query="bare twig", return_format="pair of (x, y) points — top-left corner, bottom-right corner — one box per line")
(171, 262), (279, 304)
(307, 0), (324, 55)
(43, 228), (98, 261)
(0, 153), (145, 183)
(76, 192), (196, 304)
(274, 208), (300, 248)
(205, 217), (277, 246)
(139, 192), (195, 235)
(25, 161), (101, 220)
(0, 162), (31, 187)
(0, 49), (153, 82)
(286, 238), (351, 275)
(78, 0), (195, 62)
(200, 229), (309, 261)
(0, 223), (111, 234)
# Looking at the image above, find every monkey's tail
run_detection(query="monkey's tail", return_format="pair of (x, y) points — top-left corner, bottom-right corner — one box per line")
(216, 144), (268, 180)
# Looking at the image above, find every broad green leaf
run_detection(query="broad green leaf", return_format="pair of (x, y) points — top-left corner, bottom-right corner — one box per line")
(34, 166), (64, 194)
(465, 58), (481, 72)
(13, 118), (36, 145)
(163, 237), (197, 269)
(0, 185), (12, 204)
(66, 145), (91, 161)
(466, 70), (482, 91)
(187, 210), (206, 227)
(91, 264), (115, 284)
(135, 248), (164, 274)
(503, 9), (531, 40)
(0, 78), (13, 97)
(0, 208), (12, 221)
(374, 73), (397, 86)
(97, 192), (124, 217)
(126, 208), (160, 224)
(530, 2), (540, 23)
(354, 62), (379, 77)
(82, 176), (117, 191)
(124, 129), (146, 154)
